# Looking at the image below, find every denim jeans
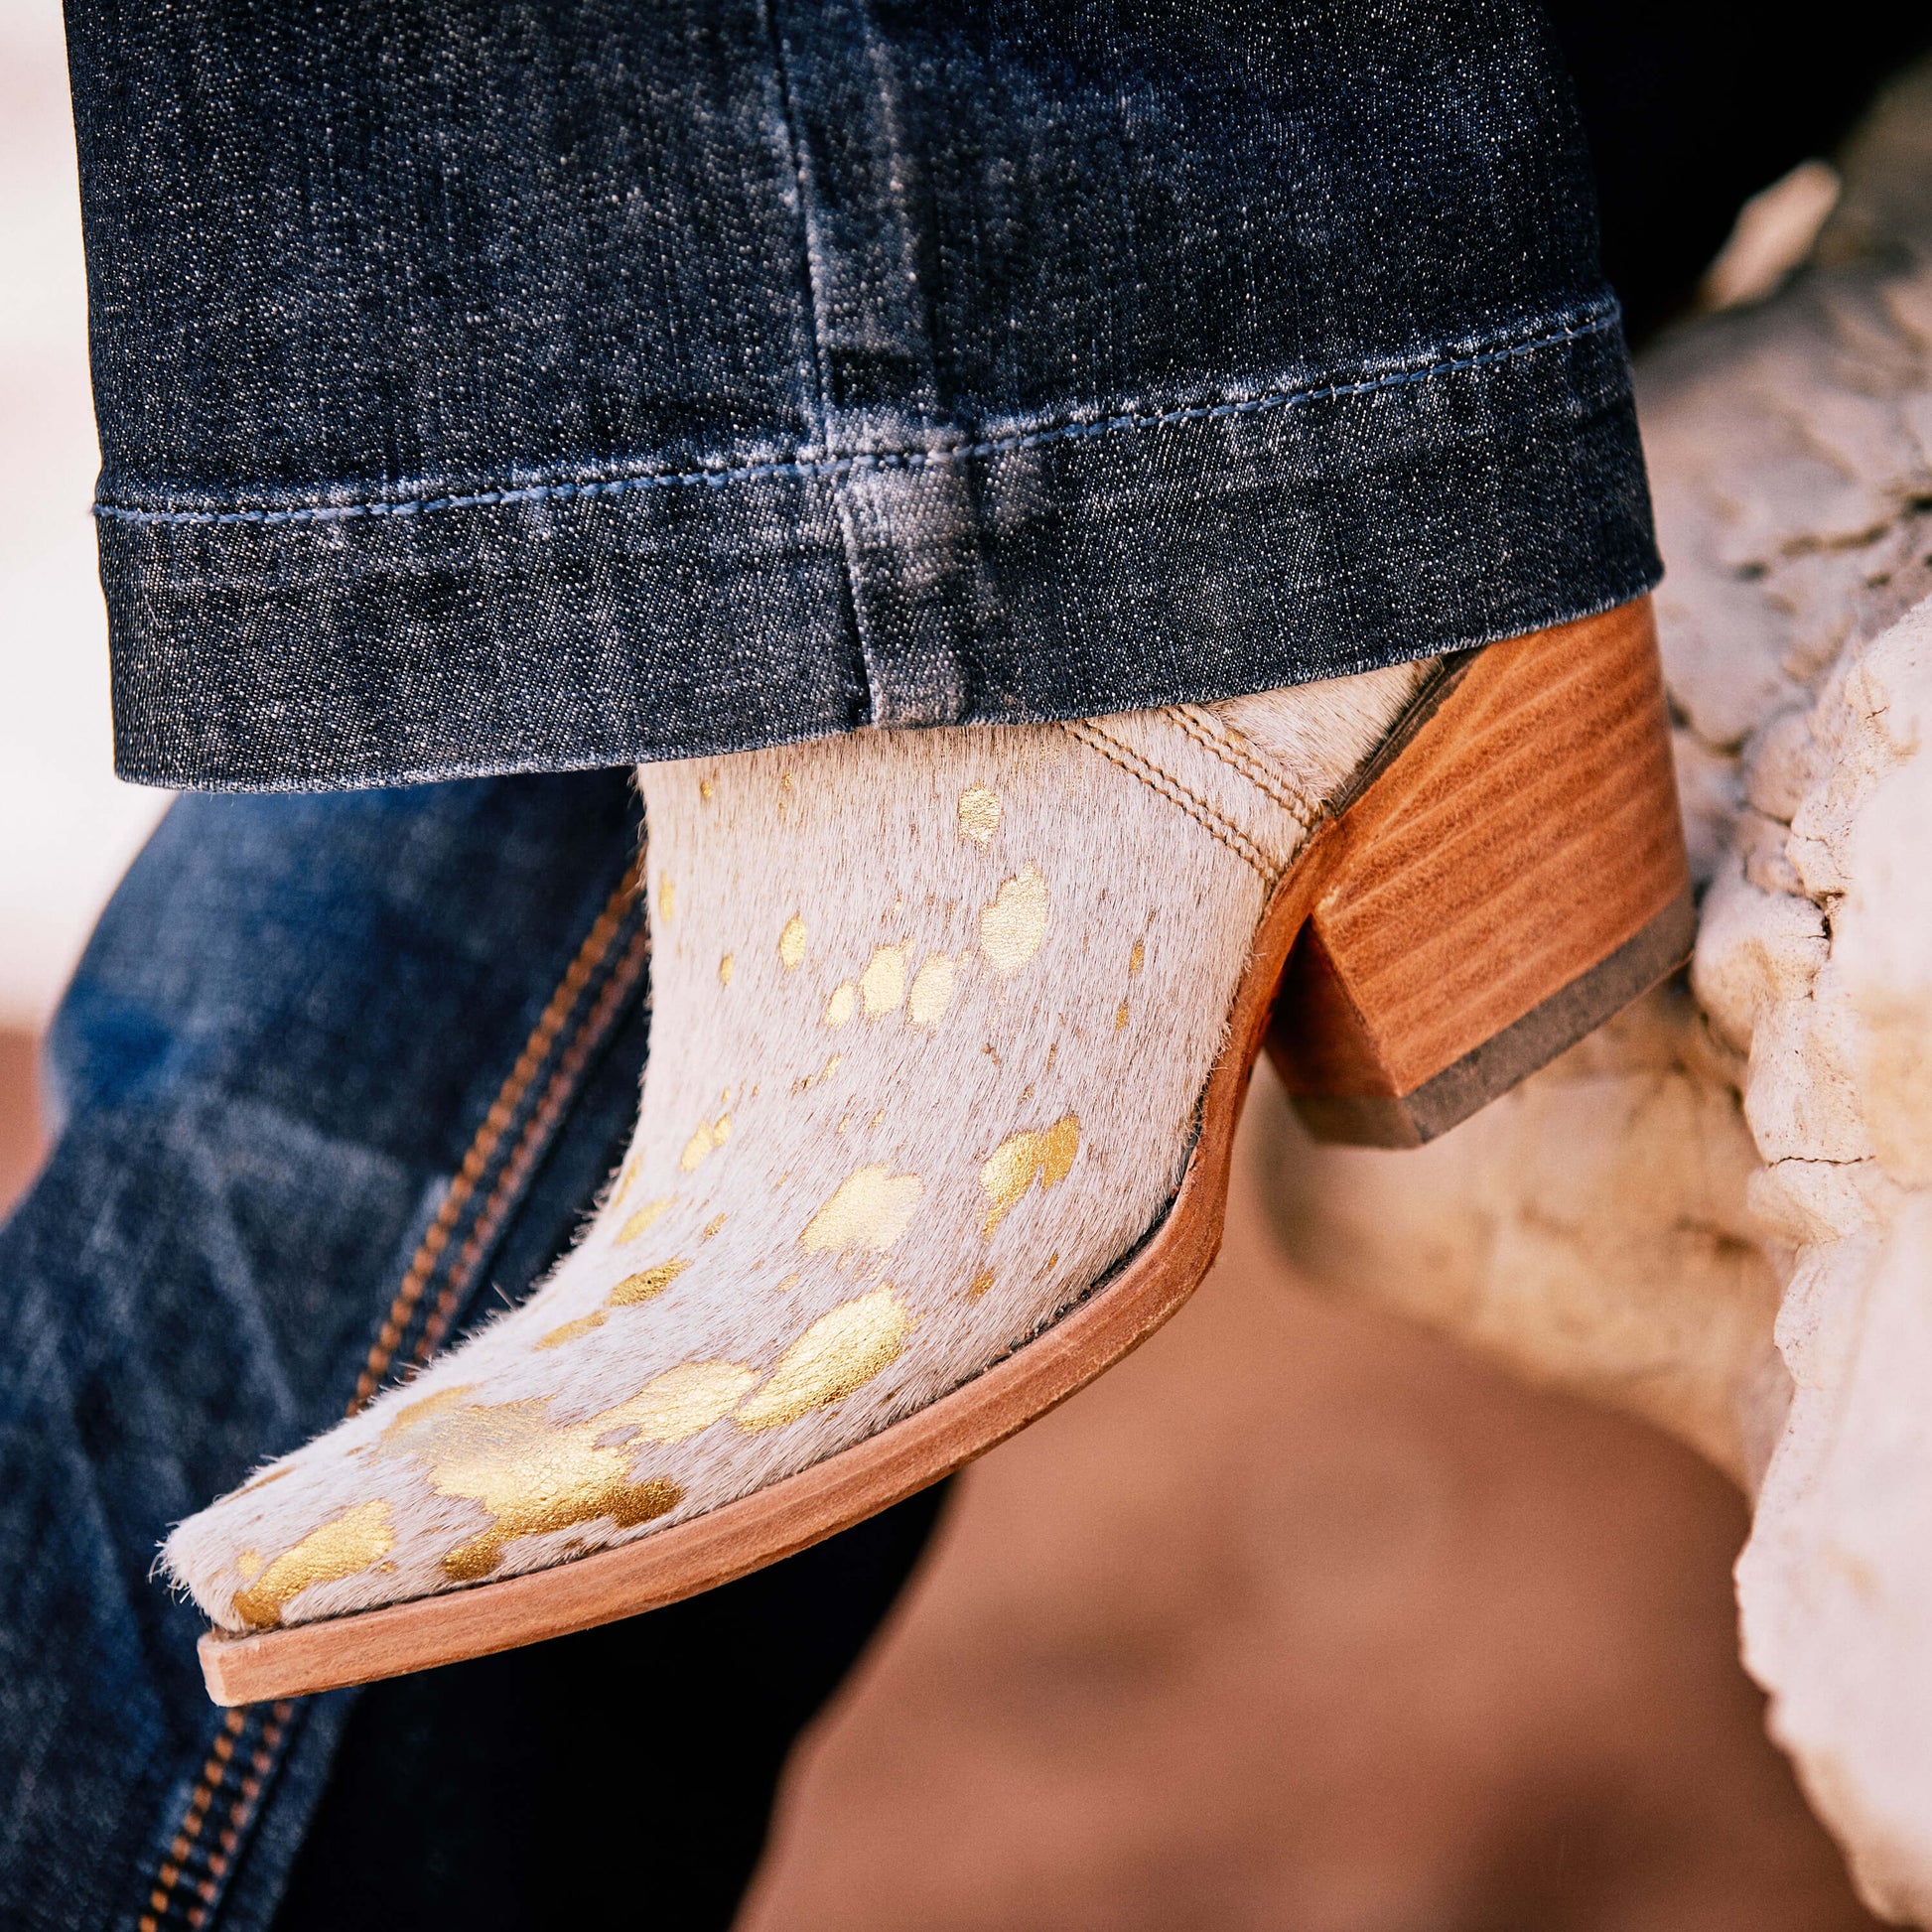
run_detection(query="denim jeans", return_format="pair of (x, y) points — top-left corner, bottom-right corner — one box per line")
(68, 0), (1658, 792)
(0, 774), (943, 1932)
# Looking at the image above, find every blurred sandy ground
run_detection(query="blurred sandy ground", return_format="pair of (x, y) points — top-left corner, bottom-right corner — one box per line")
(0, 0), (170, 1212)
(741, 1078), (1875, 1931)
(0, 6), (1878, 1922)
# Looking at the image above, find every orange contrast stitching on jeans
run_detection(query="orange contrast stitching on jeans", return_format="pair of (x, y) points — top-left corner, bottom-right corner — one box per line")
(1059, 720), (1276, 883)
(138, 862), (642, 1932)
(183, 1702), (294, 1929)
(141, 1708), (246, 1931)
(350, 860), (642, 1406)
(413, 918), (650, 1364)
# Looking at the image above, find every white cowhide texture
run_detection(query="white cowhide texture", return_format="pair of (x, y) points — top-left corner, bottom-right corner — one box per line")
(162, 662), (1424, 1634)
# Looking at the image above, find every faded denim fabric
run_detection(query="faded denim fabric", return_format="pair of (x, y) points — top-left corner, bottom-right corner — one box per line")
(68, 0), (1659, 792)
(0, 776), (943, 1932)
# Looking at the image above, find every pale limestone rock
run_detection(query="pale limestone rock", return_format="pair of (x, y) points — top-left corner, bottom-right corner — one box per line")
(1741, 1204), (1932, 1923)
(1264, 58), (1932, 1923)
(1745, 984), (1876, 1168)
(1692, 852), (1827, 1055)
(1259, 996), (1786, 1490)
(1733, 635), (1932, 1924)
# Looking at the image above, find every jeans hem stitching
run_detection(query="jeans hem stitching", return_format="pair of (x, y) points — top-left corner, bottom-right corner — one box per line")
(94, 307), (1621, 530)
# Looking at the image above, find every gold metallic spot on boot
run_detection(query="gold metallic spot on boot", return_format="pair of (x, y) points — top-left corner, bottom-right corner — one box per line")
(860, 944), (906, 1016)
(799, 1166), (923, 1256)
(793, 1052), (841, 1094)
(537, 1311), (609, 1350)
(619, 1197), (673, 1243)
(701, 1213), (726, 1241)
(607, 1258), (691, 1306)
(379, 1382), (724, 1583)
(980, 866), (1047, 975)
(968, 1269), (994, 1299)
(718, 953), (735, 987)
(958, 785), (1001, 843)
(906, 952), (955, 1028)
(658, 875), (675, 922)
(736, 1288), (913, 1431)
(679, 1112), (731, 1172)
(232, 1500), (396, 1630)
(598, 1360), (759, 1446)
(980, 1115), (1080, 1235)
(823, 983), (856, 1029)
(778, 914), (806, 971)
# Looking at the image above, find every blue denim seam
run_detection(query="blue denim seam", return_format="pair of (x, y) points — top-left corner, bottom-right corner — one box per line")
(92, 306), (1620, 530)
(757, 0), (874, 717)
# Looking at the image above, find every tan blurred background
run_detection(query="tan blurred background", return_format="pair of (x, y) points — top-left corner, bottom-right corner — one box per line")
(737, 1082), (1875, 1931)
(1, 0), (168, 1210)
(0, 0), (1882, 1921)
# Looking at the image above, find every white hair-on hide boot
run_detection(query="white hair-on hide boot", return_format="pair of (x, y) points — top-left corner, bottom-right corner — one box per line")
(169, 597), (1693, 1704)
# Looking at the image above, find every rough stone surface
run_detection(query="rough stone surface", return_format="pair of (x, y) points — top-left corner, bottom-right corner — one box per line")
(1266, 60), (1932, 1924)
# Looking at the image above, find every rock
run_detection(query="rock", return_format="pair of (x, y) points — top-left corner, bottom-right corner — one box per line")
(1264, 56), (1932, 1922)
(1260, 1001), (1785, 1492)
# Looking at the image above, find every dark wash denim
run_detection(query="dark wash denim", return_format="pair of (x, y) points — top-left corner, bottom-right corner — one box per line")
(68, 0), (1660, 792)
(0, 775), (944, 1932)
